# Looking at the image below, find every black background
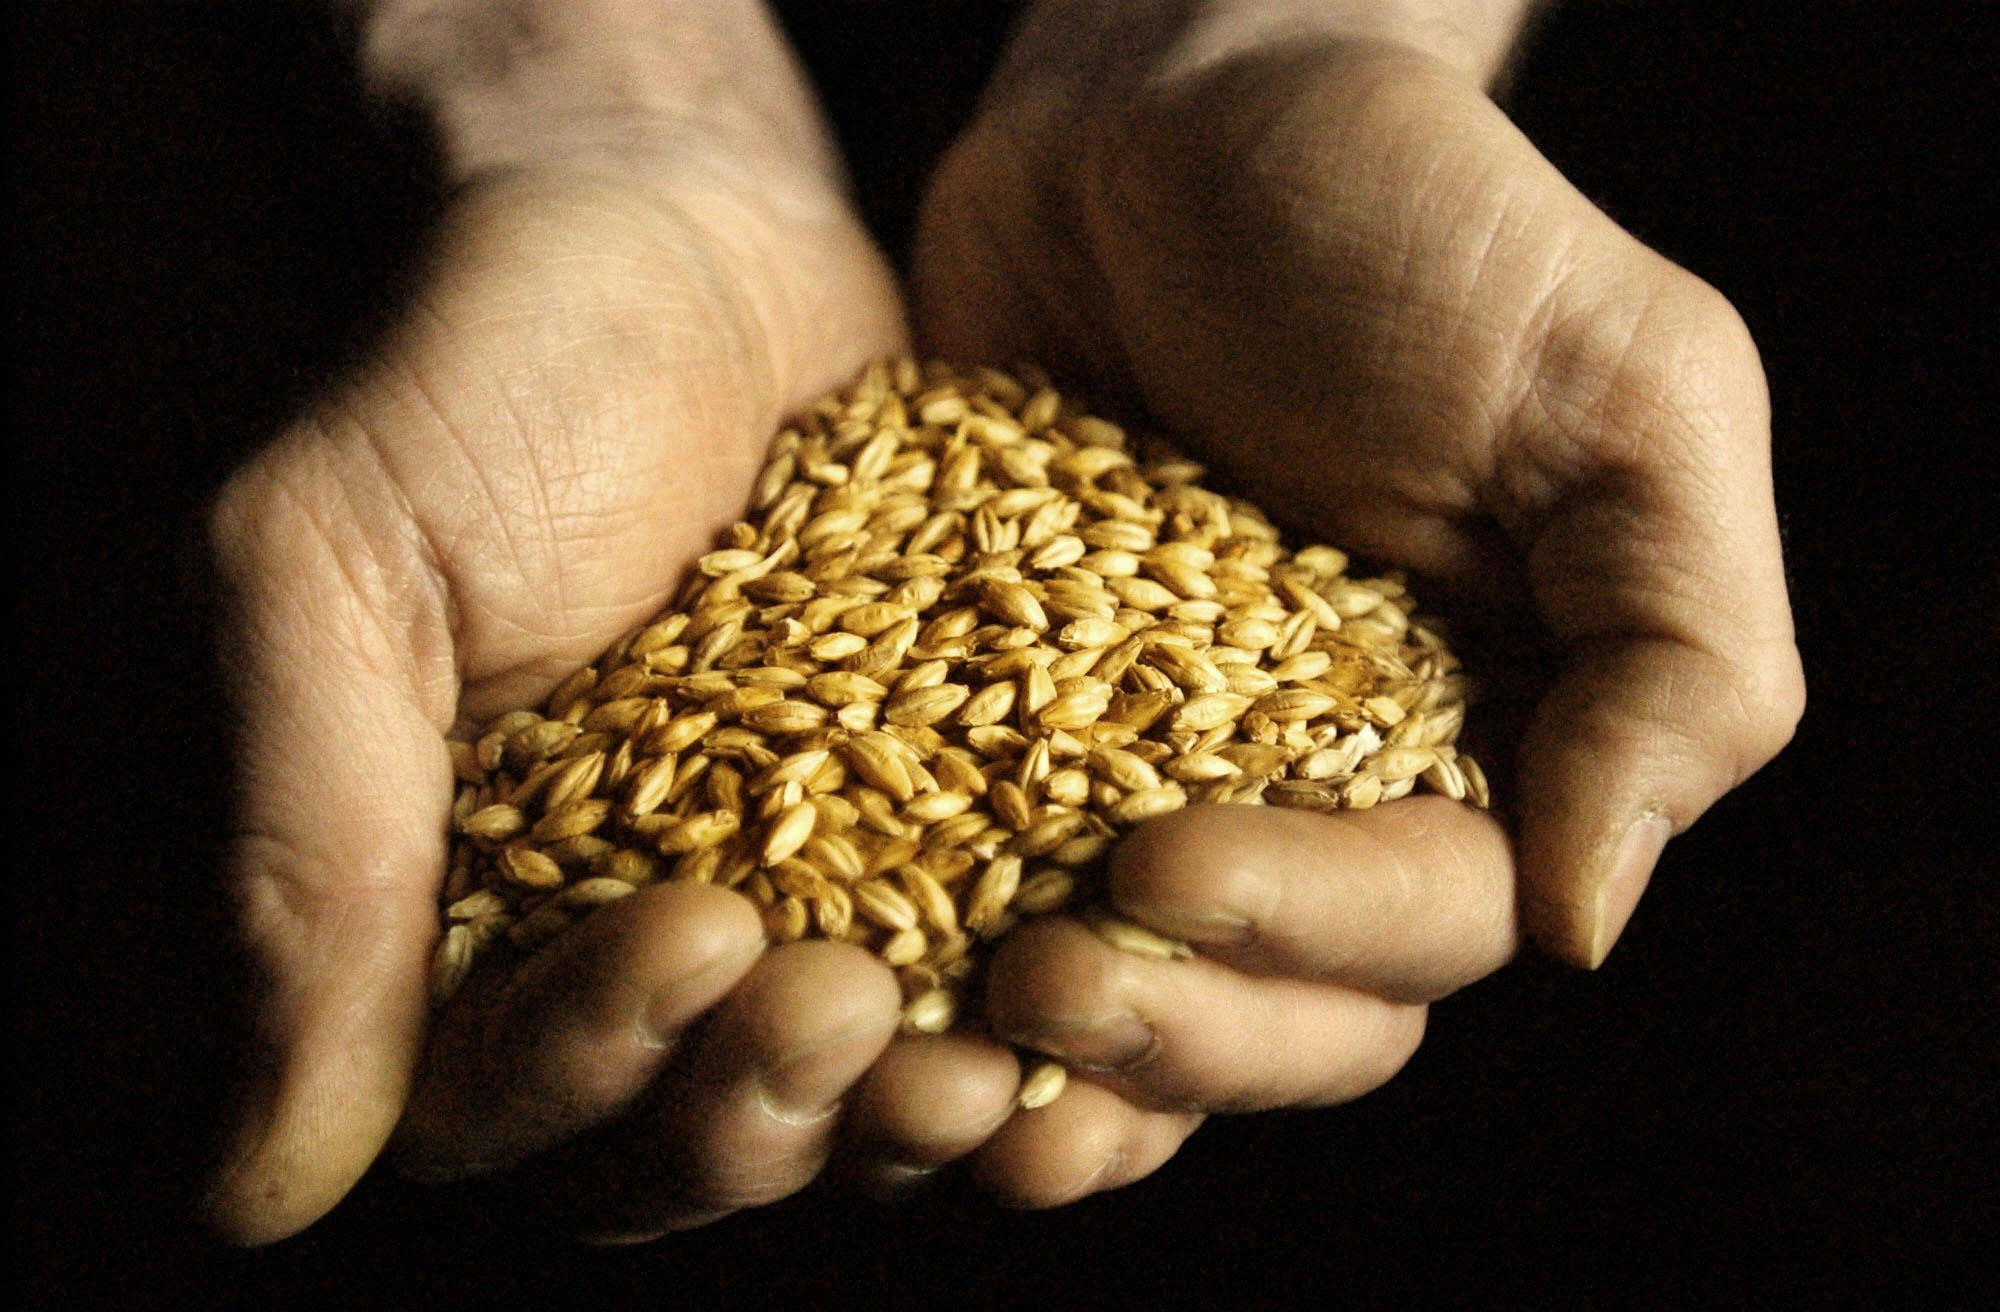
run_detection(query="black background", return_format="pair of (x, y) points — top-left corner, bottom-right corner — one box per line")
(14, 2), (1995, 1306)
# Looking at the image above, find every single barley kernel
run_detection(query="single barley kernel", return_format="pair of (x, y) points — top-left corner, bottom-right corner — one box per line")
(1017, 1060), (1069, 1110)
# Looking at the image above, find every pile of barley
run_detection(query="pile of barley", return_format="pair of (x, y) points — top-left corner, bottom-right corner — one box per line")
(434, 360), (1486, 1098)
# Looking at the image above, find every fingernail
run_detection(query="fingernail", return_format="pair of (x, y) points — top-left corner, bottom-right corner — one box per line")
(1060, 1147), (1127, 1205)
(576, 1229), (670, 1247)
(1588, 812), (1672, 968)
(859, 1160), (941, 1203)
(1118, 905), (1253, 947)
(997, 1146), (1128, 1211)
(1011, 1012), (1157, 1073)
(756, 1013), (900, 1125)
(578, 1208), (731, 1243)
(638, 942), (766, 1049)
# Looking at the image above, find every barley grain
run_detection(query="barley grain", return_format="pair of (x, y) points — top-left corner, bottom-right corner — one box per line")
(434, 359), (1486, 1044)
(1017, 1061), (1069, 1110)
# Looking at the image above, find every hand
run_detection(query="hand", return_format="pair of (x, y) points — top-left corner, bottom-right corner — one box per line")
(201, 0), (1030, 1244)
(969, 799), (1516, 1204)
(912, 0), (1803, 1189)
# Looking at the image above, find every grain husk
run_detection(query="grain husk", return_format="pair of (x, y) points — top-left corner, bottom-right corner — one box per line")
(432, 359), (1489, 1060)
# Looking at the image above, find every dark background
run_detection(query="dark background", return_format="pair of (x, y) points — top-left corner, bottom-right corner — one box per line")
(14, 2), (1995, 1305)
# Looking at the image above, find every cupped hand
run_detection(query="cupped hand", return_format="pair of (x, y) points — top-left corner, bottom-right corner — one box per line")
(201, 143), (1041, 1241)
(913, 11), (1803, 1195)
(969, 798), (1515, 1205)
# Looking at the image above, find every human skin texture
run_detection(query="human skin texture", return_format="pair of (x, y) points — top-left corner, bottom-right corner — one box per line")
(204, 0), (1791, 1245)
(914, 0), (1804, 970)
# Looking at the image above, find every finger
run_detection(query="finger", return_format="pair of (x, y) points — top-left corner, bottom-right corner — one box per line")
(202, 457), (458, 1246)
(1510, 277), (1806, 967)
(550, 939), (902, 1240)
(986, 916), (1427, 1114)
(835, 1032), (1023, 1193)
(392, 882), (764, 1180)
(1106, 798), (1517, 1003)
(1104, 48), (1801, 966)
(969, 1076), (1202, 1209)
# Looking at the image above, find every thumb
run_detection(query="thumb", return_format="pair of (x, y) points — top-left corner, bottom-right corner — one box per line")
(203, 449), (452, 1243)
(1511, 278), (1806, 968)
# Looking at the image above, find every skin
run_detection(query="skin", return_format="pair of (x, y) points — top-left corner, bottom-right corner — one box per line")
(202, 0), (1800, 1245)
(916, 0), (1805, 964)
(909, 0), (1803, 1185)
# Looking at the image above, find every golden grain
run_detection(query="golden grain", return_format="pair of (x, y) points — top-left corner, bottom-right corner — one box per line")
(1016, 1060), (1069, 1110)
(434, 360), (1486, 1045)
(1086, 910), (1194, 961)
(901, 987), (958, 1034)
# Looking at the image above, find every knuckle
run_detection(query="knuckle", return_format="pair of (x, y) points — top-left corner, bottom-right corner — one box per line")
(1612, 280), (1766, 459)
(226, 828), (411, 954)
(206, 450), (292, 586)
(1527, 270), (1767, 485)
(1680, 278), (1763, 373)
(207, 416), (348, 576)
(1621, 639), (1806, 796)
(1673, 634), (1805, 785)
(204, 415), (455, 677)
(1735, 639), (1807, 769)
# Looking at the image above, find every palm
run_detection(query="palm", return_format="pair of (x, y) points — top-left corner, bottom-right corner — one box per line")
(917, 37), (1797, 977)
(918, 43), (1698, 605)
(339, 172), (904, 726)
(207, 164), (903, 1239)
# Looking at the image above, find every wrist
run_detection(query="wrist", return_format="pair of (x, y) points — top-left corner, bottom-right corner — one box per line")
(1162, 0), (1536, 87)
(987, 0), (1531, 121)
(356, 0), (841, 195)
